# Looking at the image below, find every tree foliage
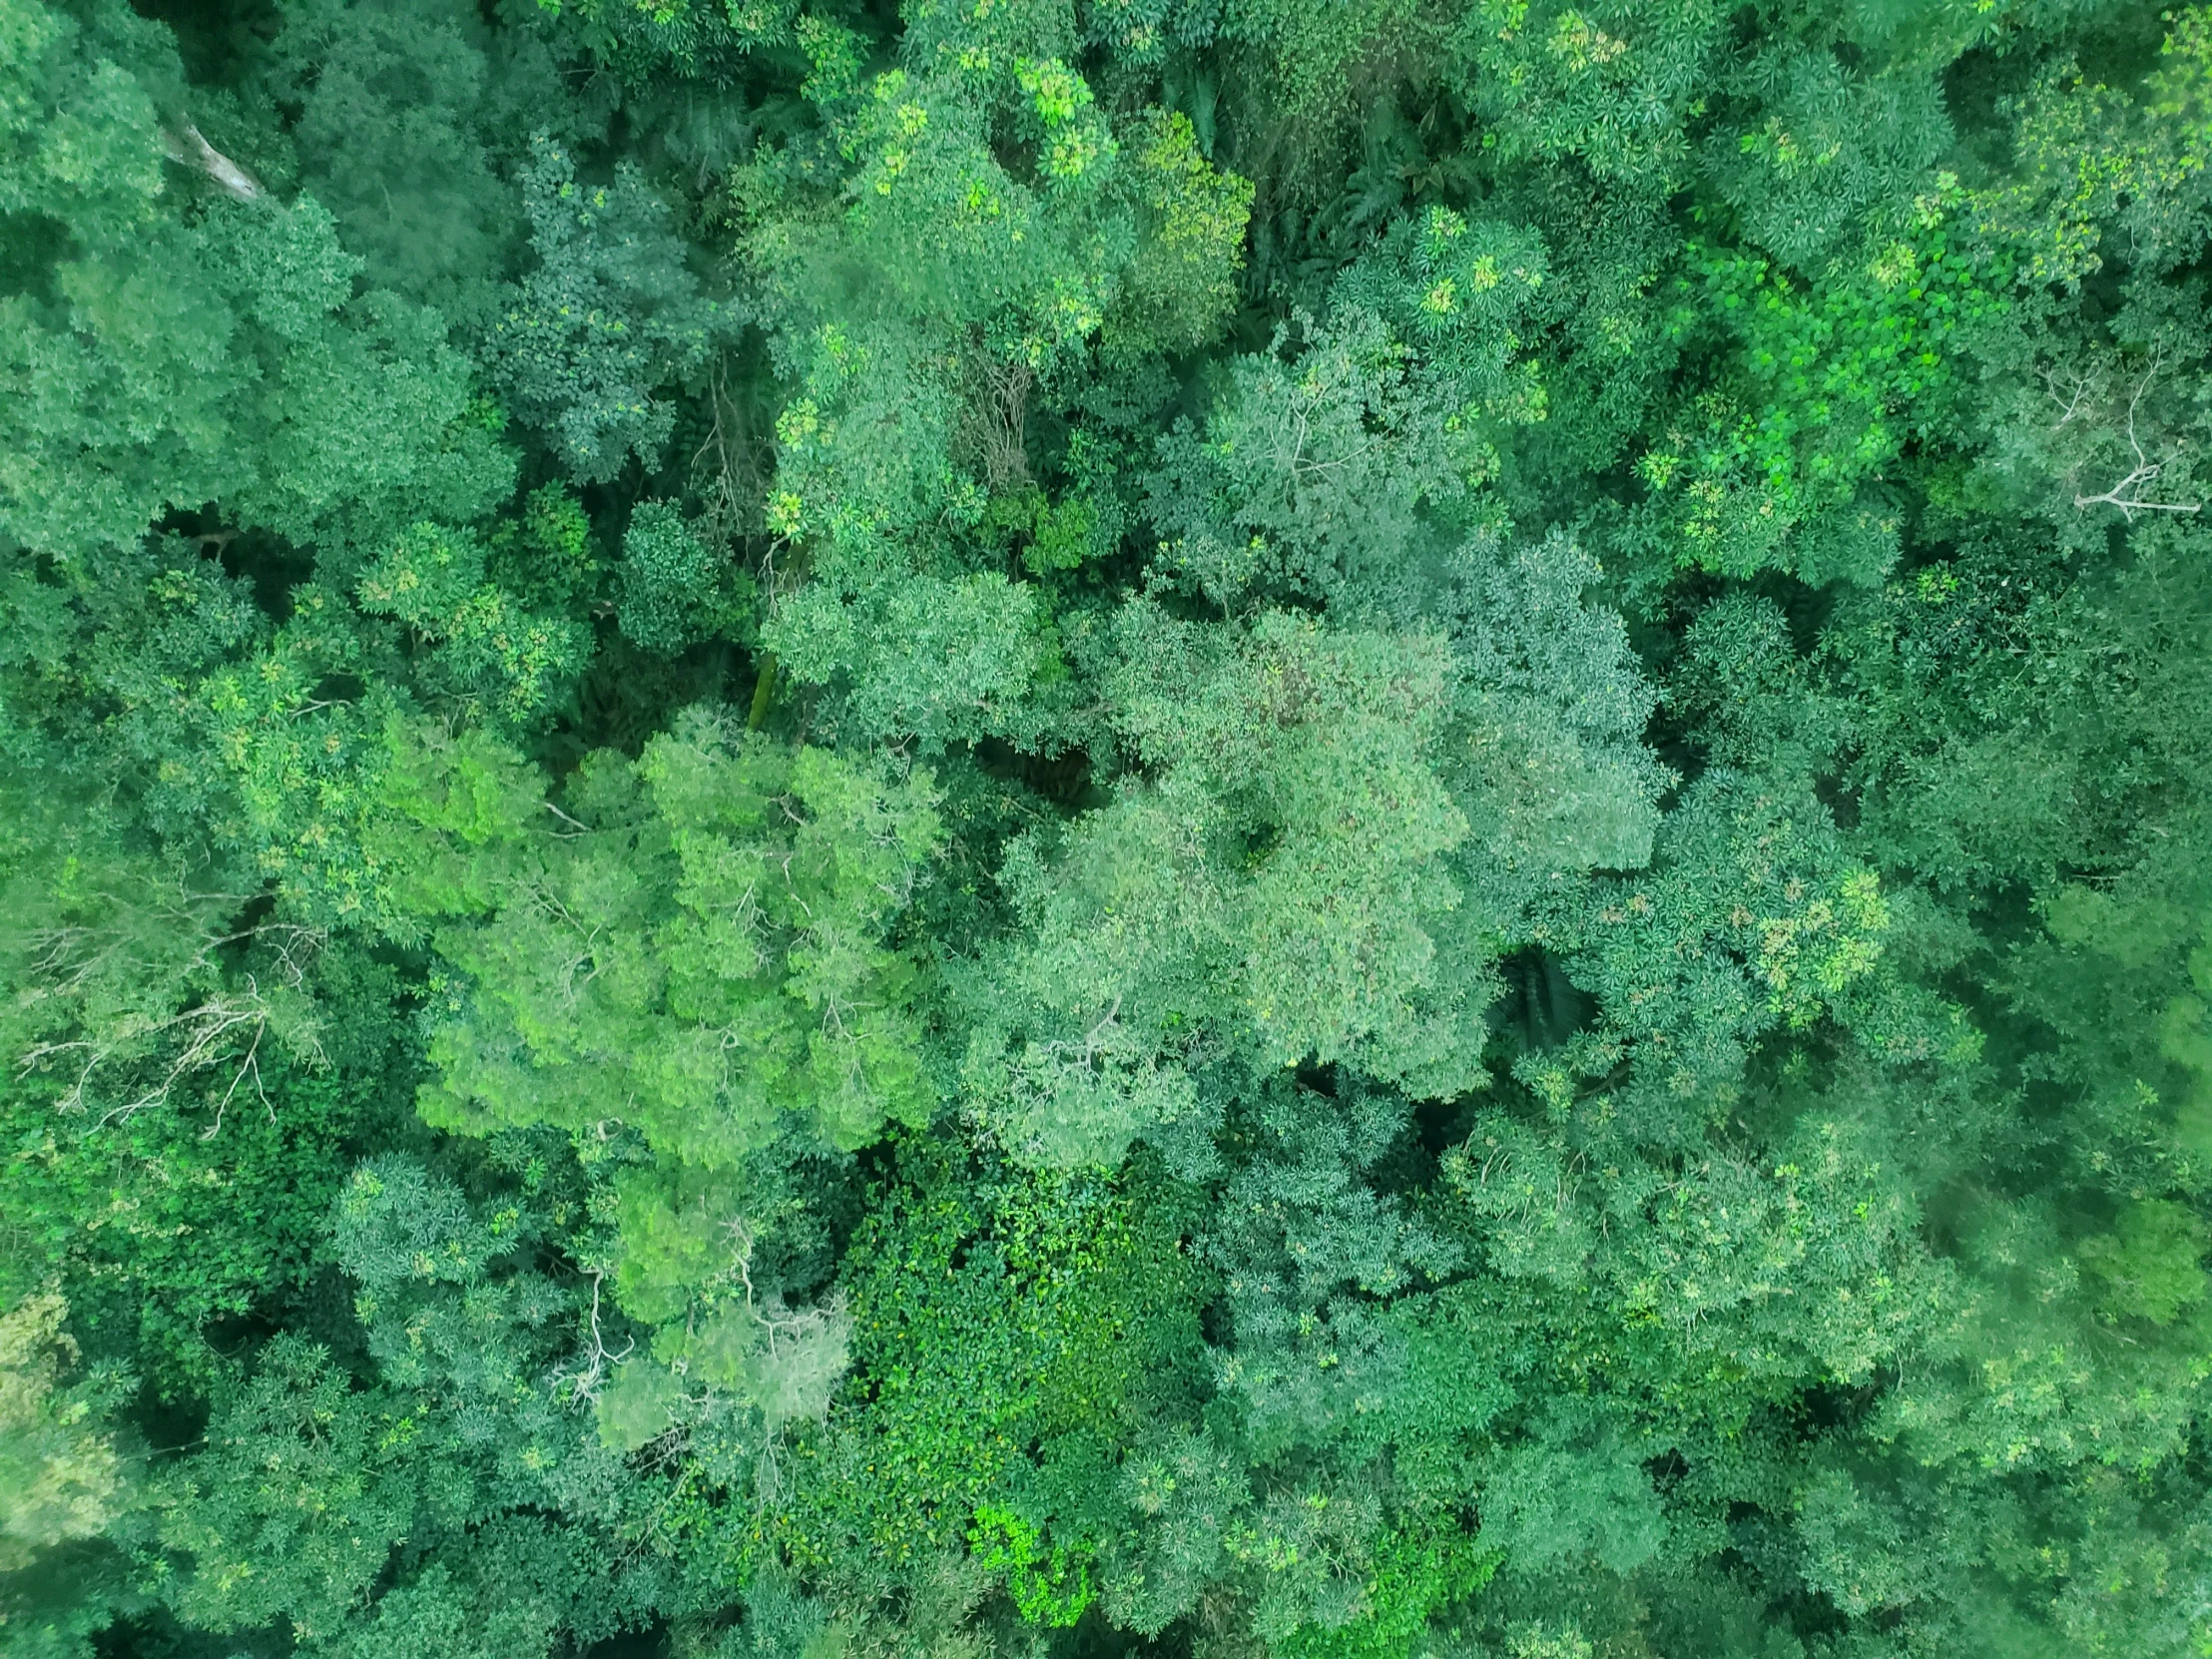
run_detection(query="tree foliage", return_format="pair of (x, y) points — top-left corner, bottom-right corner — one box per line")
(8, 1), (2212, 1657)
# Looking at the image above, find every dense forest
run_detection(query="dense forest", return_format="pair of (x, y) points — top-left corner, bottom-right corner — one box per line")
(6, 0), (2212, 1654)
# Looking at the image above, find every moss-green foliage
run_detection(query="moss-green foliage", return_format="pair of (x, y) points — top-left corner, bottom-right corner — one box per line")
(12, 0), (2212, 1657)
(1, 1053), (383, 1393)
(248, 0), (575, 323)
(0, 1292), (131, 1571)
(0, 1290), (137, 1659)
(619, 498), (752, 655)
(358, 521), (592, 725)
(0, 0), (515, 564)
(1637, 205), (2011, 582)
(155, 1156), (661, 1655)
(494, 134), (736, 483)
(766, 1146), (1201, 1578)
(401, 708), (941, 1163)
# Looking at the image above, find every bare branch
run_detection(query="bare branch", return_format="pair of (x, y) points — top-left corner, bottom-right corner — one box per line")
(161, 122), (267, 204)
(2073, 357), (2201, 521)
(542, 799), (595, 835)
(2044, 367), (2097, 430)
(558, 1272), (635, 1405)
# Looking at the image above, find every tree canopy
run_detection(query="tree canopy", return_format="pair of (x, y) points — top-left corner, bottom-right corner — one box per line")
(6, 1), (2212, 1657)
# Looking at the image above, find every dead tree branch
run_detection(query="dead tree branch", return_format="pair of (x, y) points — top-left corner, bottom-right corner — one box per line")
(2072, 357), (2202, 521)
(161, 122), (267, 204)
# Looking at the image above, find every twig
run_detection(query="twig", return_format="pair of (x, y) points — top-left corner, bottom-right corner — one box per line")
(2073, 358), (2202, 520)
(561, 1272), (635, 1404)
